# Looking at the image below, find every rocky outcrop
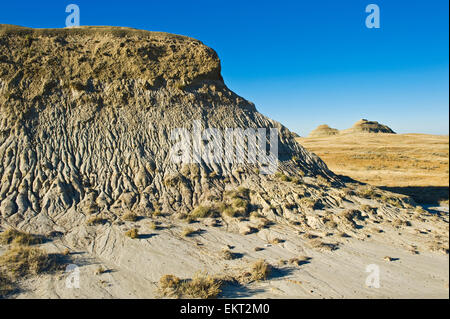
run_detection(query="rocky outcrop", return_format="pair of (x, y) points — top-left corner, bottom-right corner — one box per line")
(0, 25), (333, 233)
(308, 119), (395, 137)
(308, 124), (339, 137)
(342, 119), (395, 134)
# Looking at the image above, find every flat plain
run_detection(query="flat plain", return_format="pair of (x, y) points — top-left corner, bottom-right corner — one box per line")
(297, 133), (449, 205)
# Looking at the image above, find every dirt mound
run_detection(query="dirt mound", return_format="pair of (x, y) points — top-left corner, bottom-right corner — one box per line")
(308, 124), (339, 137)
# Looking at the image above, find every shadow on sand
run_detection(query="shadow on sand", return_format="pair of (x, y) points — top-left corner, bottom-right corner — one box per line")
(379, 186), (449, 205)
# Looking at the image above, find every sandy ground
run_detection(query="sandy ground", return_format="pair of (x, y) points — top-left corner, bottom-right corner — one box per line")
(12, 204), (449, 299)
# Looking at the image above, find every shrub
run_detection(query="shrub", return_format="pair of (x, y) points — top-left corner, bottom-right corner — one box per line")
(299, 197), (317, 209)
(0, 246), (60, 279)
(221, 249), (235, 260)
(250, 260), (271, 281)
(181, 227), (195, 237)
(0, 229), (43, 246)
(159, 273), (222, 299)
(269, 238), (283, 245)
(125, 228), (139, 239)
(0, 270), (15, 298)
(95, 266), (106, 275)
(122, 211), (139, 222)
(357, 186), (378, 199)
(190, 205), (217, 219)
(159, 274), (181, 290)
(69, 81), (86, 91)
(86, 216), (107, 226)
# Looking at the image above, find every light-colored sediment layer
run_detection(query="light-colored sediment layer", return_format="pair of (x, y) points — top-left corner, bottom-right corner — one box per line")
(14, 202), (449, 298)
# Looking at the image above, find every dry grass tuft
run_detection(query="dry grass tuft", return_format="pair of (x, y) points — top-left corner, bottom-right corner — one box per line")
(0, 269), (15, 298)
(0, 229), (43, 246)
(181, 227), (196, 237)
(122, 211), (139, 222)
(125, 228), (139, 239)
(221, 249), (235, 260)
(189, 205), (218, 219)
(86, 216), (107, 226)
(0, 246), (63, 279)
(237, 260), (272, 283)
(308, 239), (339, 251)
(158, 272), (222, 299)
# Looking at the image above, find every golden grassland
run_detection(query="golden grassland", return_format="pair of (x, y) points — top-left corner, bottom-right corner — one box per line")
(297, 133), (449, 204)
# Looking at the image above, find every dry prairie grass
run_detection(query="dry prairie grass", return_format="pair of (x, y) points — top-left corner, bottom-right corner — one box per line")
(0, 229), (43, 246)
(158, 272), (223, 299)
(0, 246), (63, 279)
(297, 133), (449, 204)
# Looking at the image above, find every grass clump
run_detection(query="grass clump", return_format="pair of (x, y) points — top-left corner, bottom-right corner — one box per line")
(0, 246), (61, 279)
(357, 186), (379, 199)
(181, 227), (196, 237)
(308, 239), (339, 251)
(122, 211), (139, 222)
(159, 273), (222, 299)
(0, 270), (15, 298)
(189, 205), (218, 219)
(0, 229), (43, 246)
(249, 259), (271, 281)
(299, 197), (318, 209)
(221, 249), (236, 260)
(381, 195), (404, 208)
(125, 228), (139, 239)
(86, 216), (107, 226)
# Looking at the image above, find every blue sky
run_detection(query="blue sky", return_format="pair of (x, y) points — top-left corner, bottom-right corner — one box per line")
(1, 0), (448, 135)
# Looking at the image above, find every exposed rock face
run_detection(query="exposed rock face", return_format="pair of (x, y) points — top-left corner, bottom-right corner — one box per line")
(342, 119), (396, 134)
(308, 120), (395, 137)
(308, 124), (339, 137)
(1, 25), (447, 299)
(0, 25), (331, 232)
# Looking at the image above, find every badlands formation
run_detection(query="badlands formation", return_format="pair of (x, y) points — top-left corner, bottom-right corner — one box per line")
(308, 119), (395, 138)
(0, 25), (448, 298)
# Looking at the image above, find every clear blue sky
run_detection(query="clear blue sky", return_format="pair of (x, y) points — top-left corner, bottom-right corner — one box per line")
(1, 0), (448, 135)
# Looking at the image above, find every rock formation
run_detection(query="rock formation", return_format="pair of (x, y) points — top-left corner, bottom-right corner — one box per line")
(308, 119), (395, 137)
(342, 119), (396, 134)
(0, 25), (447, 299)
(308, 124), (339, 137)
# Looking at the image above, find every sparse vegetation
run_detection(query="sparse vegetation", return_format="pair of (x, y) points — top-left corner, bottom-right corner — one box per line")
(95, 266), (107, 275)
(0, 229), (43, 246)
(189, 205), (218, 219)
(0, 246), (63, 279)
(249, 259), (271, 281)
(86, 216), (107, 226)
(158, 272), (222, 299)
(298, 133), (449, 205)
(221, 249), (235, 260)
(299, 197), (318, 209)
(308, 239), (339, 251)
(122, 211), (139, 222)
(0, 270), (15, 298)
(125, 228), (139, 239)
(181, 227), (196, 237)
